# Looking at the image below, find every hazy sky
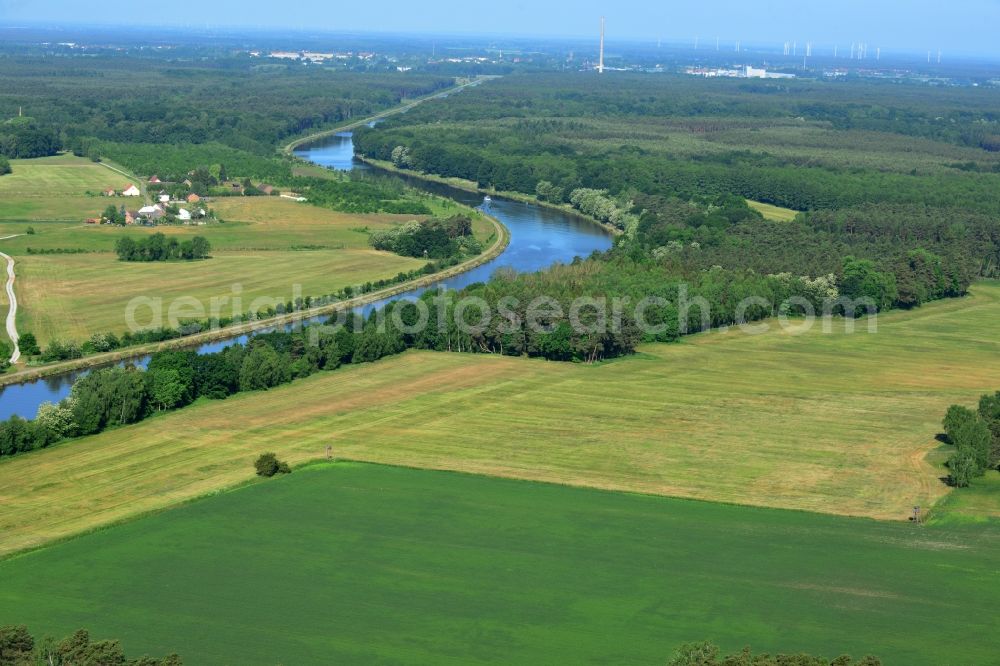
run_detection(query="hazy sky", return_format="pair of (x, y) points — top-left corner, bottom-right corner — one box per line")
(1, 0), (996, 56)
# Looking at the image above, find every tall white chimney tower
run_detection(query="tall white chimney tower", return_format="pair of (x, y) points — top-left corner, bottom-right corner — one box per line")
(598, 17), (605, 74)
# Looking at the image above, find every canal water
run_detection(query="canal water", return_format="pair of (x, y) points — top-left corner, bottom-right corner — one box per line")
(0, 133), (612, 419)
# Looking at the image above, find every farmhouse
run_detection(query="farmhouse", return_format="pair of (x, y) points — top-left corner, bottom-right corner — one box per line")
(102, 187), (116, 197)
(149, 175), (161, 184)
(122, 184), (141, 197)
(177, 208), (192, 221)
(158, 193), (170, 204)
(138, 204), (164, 221)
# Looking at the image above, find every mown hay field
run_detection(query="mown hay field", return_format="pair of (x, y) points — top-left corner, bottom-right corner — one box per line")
(2, 283), (999, 556)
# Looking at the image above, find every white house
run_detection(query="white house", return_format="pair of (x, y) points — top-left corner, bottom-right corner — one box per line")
(177, 208), (192, 221)
(158, 194), (170, 204)
(122, 184), (141, 197)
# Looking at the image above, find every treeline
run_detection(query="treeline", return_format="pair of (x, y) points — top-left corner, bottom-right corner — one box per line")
(370, 214), (480, 258)
(941, 392), (1000, 487)
(115, 234), (211, 262)
(0, 625), (181, 665)
(668, 641), (879, 666)
(293, 174), (432, 215)
(1, 321), (365, 459)
(88, 141), (293, 184)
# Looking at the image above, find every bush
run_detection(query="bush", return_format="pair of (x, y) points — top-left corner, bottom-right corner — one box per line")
(666, 641), (880, 666)
(254, 452), (291, 477)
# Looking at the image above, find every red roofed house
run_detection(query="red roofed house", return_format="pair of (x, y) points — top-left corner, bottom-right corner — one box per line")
(102, 187), (116, 197)
(122, 184), (141, 197)
(149, 175), (161, 184)
(186, 193), (201, 203)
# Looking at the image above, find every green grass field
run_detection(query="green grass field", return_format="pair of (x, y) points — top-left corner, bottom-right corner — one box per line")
(0, 463), (997, 665)
(3, 283), (999, 556)
(0, 195), (493, 345)
(0, 154), (138, 222)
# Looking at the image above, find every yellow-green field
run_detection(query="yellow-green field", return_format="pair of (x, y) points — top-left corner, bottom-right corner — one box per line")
(15, 250), (424, 343)
(2, 282), (998, 556)
(747, 199), (800, 222)
(0, 154), (138, 221)
(0, 196), (492, 345)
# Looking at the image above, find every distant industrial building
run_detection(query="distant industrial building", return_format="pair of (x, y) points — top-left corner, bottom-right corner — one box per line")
(684, 65), (796, 80)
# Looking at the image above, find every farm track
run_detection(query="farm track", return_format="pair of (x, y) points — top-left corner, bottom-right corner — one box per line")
(0, 235), (22, 364)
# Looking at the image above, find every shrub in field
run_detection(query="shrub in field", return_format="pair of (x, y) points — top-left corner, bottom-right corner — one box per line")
(667, 641), (880, 666)
(254, 452), (291, 477)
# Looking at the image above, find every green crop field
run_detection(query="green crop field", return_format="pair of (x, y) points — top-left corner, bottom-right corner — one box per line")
(3, 282), (999, 556)
(0, 195), (493, 345)
(0, 463), (997, 665)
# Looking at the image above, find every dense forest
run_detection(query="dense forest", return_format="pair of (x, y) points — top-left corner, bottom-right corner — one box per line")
(0, 56), (451, 154)
(354, 73), (1000, 214)
(353, 73), (1000, 325)
(0, 55), (452, 177)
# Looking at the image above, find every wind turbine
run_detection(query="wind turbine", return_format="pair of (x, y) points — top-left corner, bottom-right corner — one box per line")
(598, 16), (605, 74)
